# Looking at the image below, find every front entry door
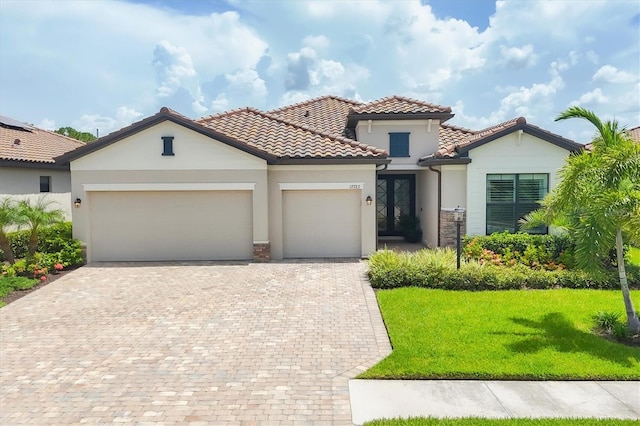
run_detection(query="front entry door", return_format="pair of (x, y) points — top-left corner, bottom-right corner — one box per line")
(377, 174), (416, 236)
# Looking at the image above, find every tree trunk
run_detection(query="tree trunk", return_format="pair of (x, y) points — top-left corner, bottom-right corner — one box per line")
(616, 229), (640, 334)
(0, 231), (15, 264)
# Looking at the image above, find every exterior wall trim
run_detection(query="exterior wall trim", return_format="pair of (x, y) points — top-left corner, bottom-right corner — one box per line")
(83, 183), (256, 192)
(279, 182), (364, 191)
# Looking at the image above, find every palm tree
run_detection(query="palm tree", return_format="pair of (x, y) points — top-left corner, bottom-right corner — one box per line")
(522, 106), (640, 333)
(16, 196), (65, 262)
(0, 197), (19, 264)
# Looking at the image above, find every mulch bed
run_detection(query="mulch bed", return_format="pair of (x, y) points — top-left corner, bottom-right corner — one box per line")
(1, 269), (75, 306)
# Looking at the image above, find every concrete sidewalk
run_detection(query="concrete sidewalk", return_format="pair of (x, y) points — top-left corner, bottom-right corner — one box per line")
(350, 380), (640, 425)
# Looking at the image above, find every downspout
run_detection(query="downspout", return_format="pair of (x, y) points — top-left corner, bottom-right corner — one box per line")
(375, 163), (388, 250)
(428, 165), (442, 247)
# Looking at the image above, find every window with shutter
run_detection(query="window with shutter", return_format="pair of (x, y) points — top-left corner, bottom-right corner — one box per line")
(389, 133), (410, 157)
(486, 173), (548, 234)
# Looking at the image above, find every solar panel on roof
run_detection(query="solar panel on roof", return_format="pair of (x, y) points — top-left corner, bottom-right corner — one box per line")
(0, 115), (34, 131)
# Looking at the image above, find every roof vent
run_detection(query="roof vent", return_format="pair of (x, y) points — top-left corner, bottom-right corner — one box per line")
(304, 110), (310, 117)
(13, 138), (21, 146)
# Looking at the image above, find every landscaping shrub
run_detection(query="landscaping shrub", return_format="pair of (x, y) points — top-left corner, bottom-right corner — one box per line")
(0, 222), (82, 267)
(463, 232), (576, 270)
(367, 249), (640, 291)
(0, 276), (38, 298)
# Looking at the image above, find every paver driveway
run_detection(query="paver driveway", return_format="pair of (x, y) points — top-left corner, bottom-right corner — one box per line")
(0, 261), (391, 425)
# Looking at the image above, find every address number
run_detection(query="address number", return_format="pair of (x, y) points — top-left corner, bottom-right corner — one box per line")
(349, 184), (362, 189)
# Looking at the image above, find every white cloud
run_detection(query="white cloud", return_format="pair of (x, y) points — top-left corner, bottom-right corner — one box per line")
(499, 44), (536, 68)
(592, 65), (638, 84)
(153, 41), (198, 98)
(303, 35), (330, 50)
(72, 106), (144, 137)
(570, 88), (609, 106)
(37, 118), (56, 131)
(226, 69), (267, 96)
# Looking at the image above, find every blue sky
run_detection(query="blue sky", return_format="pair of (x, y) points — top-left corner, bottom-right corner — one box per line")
(0, 0), (638, 142)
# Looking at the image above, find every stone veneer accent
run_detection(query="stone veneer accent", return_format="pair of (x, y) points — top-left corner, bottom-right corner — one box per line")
(440, 209), (466, 248)
(252, 242), (271, 262)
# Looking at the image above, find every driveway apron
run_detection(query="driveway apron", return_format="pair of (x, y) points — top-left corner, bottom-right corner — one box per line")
(0, 261), (391, 425)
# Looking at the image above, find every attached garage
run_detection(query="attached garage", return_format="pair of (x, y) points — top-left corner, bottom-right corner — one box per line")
(89, 190), (252, 261)
(283, 189), (361, 258)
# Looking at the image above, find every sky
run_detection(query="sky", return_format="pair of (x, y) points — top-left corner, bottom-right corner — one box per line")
(0, 0), (639, 143)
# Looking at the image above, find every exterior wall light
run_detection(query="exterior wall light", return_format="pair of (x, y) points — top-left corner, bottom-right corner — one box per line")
(74, 198), (82, 208)
(366, 195), (373, 206)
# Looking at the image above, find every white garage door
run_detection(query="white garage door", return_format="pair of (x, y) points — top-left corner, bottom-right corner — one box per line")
(89, 191), (252, 261)
(283, 190), (361, 258)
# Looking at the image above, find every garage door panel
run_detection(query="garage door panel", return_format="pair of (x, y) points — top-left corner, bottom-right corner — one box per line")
(283, 190), (360, 258)
(90, 191), (252, 261)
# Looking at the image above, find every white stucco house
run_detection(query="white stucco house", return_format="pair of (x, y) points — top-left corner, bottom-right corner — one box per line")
(0, 115), (85, 219)
(55, 95), (584, 262)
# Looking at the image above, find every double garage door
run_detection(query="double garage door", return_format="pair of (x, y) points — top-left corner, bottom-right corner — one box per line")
(89, 191), (252, 261)
(88, 189), (362, 261)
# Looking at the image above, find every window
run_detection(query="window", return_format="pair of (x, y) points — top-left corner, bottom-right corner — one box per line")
(389, 133), (410, 157)
(40, 176), (51, 193)
(486, 173), (548, 234)
(161, 136), (174, 156)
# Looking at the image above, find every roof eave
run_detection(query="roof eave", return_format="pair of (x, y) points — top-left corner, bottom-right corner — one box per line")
(0, 159), (70, 170)
(417, 157), (472, 166)
(274, 157), (390, 165)
(457, 124), (583, 155)
(346, 112), (454, 128)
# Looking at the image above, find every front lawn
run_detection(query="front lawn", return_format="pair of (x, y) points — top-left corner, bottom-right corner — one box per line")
(364, 418), (639, 426)
(360, 288), (640, 380)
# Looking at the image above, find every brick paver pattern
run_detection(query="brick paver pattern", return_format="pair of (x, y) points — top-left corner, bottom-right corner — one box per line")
(0, 261), (391, 425)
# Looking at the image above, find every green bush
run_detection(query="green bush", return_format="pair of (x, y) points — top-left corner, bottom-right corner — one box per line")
(367, 249), (639, 291)
(0, 276), (39, 297)
(1, 222), (83, 268)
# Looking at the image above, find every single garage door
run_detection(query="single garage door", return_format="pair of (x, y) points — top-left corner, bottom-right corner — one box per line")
(89, 190), (252, 261)
(283, 190), (361, 258)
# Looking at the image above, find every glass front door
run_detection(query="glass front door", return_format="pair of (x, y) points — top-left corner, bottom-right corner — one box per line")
(377, 174), (416, 236)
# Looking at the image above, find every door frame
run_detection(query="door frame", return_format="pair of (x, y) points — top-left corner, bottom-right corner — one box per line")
(377, 174), (416, 236)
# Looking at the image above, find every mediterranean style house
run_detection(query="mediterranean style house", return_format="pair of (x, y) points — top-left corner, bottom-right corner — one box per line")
(0, 115), (85, 219)
(55, 95), (585, 262)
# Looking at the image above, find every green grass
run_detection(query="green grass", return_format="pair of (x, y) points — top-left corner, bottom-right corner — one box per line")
(364, 418), (639, 426)
(361, 289), (640, 380)
(628, 247), (640, 266)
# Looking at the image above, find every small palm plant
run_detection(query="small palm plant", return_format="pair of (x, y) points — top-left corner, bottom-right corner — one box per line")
(0, 197), (20, 264)
(15, 196), (65, 263)
(521, 106), (640, 334)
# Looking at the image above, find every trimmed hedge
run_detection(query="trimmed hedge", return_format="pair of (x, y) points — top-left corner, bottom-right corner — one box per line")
(1, 222), (74, 261)
(367, 248), (640, 291)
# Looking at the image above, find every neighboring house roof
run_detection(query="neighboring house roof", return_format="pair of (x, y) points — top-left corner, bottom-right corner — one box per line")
(627, 126), (640, 143)
(581, 125), (639, 151)
(0, 115), (84, 167)
(418, 117), (583, 166)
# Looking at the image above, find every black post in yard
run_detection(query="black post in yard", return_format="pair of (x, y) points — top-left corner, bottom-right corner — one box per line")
(456, 220), (461, 270)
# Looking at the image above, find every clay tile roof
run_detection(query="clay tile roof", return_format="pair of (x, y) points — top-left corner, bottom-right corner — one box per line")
(458, 117), (524, 147)
(198, 107), (386, 160)
(351, 95), (452, 114)
(268, 95), (363, 138)
(438, 123), (476, 149)
(0, 116), (85, 164)
(628, 126), (640, 143)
